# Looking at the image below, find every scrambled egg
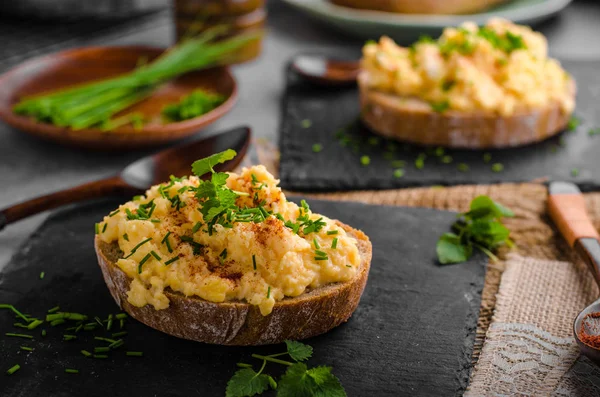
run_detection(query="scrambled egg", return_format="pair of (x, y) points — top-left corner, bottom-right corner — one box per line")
(98, 166), (361, 316)
(361, 18), (574, 116)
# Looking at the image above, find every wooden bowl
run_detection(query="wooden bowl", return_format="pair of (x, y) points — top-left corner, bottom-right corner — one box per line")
(0, 46), (238, 150)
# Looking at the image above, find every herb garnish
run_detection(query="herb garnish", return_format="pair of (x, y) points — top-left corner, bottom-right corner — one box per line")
(567, 115), (581, 131)
(312, 143), (323, 153)
(430, 100), (450, 113)
(164, 256), (180, 266)
(138, 253), (152, 273)
(332, 238), (338, 249)
(436, 196), (514, 264)
(161, 232), (173, 253)
(124, 238), (152, 259)
(252, 255), (257, 270)
(226, 340), (345, 397)
(6, 364), (20, 375)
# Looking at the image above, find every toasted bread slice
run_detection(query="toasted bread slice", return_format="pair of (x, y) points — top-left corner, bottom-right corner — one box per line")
(359, 75), (574, 149)
(330, 0), (508, 14)
(95, 221), (372, 346)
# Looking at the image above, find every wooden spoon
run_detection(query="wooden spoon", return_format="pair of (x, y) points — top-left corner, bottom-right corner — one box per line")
(0, 126), (251, 231)
(291, 54), (360, 86)
(548, 181), (600, 364)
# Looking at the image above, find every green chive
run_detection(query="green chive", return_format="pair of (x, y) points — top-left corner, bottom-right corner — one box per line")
(491, 163), (504, 172)
(126, 351), (143, 357)
(415, 155), (426, 169)
(119, 319), (125, 329)
(13, 323), (28, 329)
(571, 168), (580, 177)
(41, 329), (46, 337)
(51, 319), (65, 326)
(393, 169), (405, 178)
(360, 156), (370, 166)
(106, 314), (114, 331)
(102, 223), (107, 233)
(75, 324), (83, 333)
(192, 222), (202, 234)
(315, 250), (328, 257)
(252, 255), (257, 270)
(312, 143), (323, 153)
(93, 354), (108, 359)
(435, 147), (445, 157)
(124, 238), (152, 259)
(111, 331), (128, 338)
(109, 339), (124, 349)
(109, 209), (120, 217)
(46, 313), (87, 322)
(115, 313), (128, 320)
(39, 272), (45, 280)
(95, 223), (99, 234)
(314, 256), (328, 261)
(267, 286), (271, 299)
(63, 335), (77, 341)
(138, 253), (152, 273)
(27, 320), (43, 330)
(20, 346), (33, 352)
(457, 163), (469, 172)
(81, 350), (92, 357)
(6, 333), (33, 339)
(0, 304), (30, 323)
(6, 364), (20, 375)
(441, 155), (453, 164)
(327, 230), (338, 235)
(150, 219), (161, 223)
(94, 347), (110, 353)
(123, 233), (129, 241)
(164, 256), (180, 266)
(313, 238), (320, 249)
(150, 251), (161, 261)
(47, 306), (60, 314)
(483, 153), (492, 163)
(94, 316), (104, 328)
(95, 336), (116, 343)
(65, 369), (79, 374)
(162, 232), (173, 253)
(332, 238), (338, 249)
(301, 119), (312, 128)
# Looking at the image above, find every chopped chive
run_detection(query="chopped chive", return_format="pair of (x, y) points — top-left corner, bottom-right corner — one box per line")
(123, 233), (129, 242)
(65, 369), (79, 374)
(6, 333), (33, 339)
(312, 143), (323, 153)
(41, 329), (46, 337)
(27, 320), (43, 330)
(47, 306), (60, 314)
(119, 319), (125, 329)
(93, 354), (108, 359)
(393, 169), (405, 178)
(457, 163), (470, 172)
(111, 331), (128, 338)
(0, 304), (30, 323)
(237, 363), (253, 368)
(391, 160), (405, 168)
(124, 238), (152, 259)
(441, 155), (453, 164)
(109, 209), (120, 217)
(75, 324), (83, 333)
(435, 147), (445, 157)
(327, 230), (338, 235)
(6, 364), (20, 375)
(95, 336), (116, 344)
(491, 163), (504, 172)
(81, 350), (92, 357)
(109, 339), (124, 349)
(162, 232), (173, 253)
(164, 256), (180, 266)
(567, 115), (580, 131)
(83, 325), (96, 331)
(150, 251), (161, 261)
(150, 219), (161, 223)
(50, 319), (65, 326)
(20, 346), (33, 352)
(314, 256), (328, 261)
(571, 168), (580, 177)
(252, 255), (257, 270)
(13, 323), (29, 329)
(192, 222), (203, 234)
(95, 223), (99, 234)
(63, 335), (77, 341)
(483, 153), (492, 163)
(360, 156), (370, 166)
(126, 351), (143, 357)
(315, 250), (328, 257)
(138, 253), (152, 273)
(102, 223), (107, 233)
(415, 154), (426, 170)
(301, 119), (312, 128)
(332, 238), (338, 249)
(94, 347), (110, 353)
(313, 238), (320, 249)
(39, 272), (45, 280)
(107, 314), (114, 331)
(267, 286), (271, 299)
(46, 313), (87, 322)
(115, 313), (128, 320)
(94, 316), (104, 328)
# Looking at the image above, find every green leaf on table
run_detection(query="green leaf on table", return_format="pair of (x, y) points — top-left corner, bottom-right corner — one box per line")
(466, 195), (514, 220)
(277, 363), (346, 397)
(436, 233), (471, 264)
(191, 149), (237, 178)
(285, 340), (313, 362)
(226, 368), (273, 397)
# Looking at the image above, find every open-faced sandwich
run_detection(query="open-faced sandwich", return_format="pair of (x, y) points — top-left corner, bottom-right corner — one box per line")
(359, 19), (576, 149)
(94, 150), (371, 345)
(331, 0), (508, 15)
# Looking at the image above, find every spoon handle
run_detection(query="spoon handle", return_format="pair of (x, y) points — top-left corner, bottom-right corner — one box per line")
(548, 182), (600, 288)
(0, 176), (136, 231)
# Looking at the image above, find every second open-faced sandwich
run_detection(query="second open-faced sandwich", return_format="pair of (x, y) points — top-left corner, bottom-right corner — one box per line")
(94, 150), (372, 345)
(359, 18), (576, 149)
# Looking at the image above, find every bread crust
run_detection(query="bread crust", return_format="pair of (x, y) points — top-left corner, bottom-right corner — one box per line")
(330, 0), (508, 14)
(359, 74), (574, 149)
(95, 221), (372, 345)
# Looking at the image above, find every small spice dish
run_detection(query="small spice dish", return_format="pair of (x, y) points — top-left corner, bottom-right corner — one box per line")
(0, 46), (238, 150)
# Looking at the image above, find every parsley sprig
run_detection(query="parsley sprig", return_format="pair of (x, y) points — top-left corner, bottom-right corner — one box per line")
(226, 340), (346, 397)
(436, 196), (514, 264)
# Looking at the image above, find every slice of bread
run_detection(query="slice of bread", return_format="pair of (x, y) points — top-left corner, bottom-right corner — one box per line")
(95, 221), (372, 346)
(330, 0), (508, 15)
(359, 75), (574, 149)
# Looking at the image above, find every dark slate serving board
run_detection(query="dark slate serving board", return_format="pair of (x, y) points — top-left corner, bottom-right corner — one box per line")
(0, 198), (485, 397)
(279, 60), (600, 191)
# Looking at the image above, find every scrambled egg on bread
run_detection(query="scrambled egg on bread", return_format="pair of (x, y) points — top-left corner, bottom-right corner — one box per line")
(361, 18), (574, 116)
(98, 166), (361, 316)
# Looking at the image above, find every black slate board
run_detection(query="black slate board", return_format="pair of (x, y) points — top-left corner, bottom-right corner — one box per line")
(0, 199), (485, 396)
(279, 60), (600, 191)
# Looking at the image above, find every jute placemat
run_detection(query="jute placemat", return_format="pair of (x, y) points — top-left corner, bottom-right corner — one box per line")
(250, 141), (600, 392)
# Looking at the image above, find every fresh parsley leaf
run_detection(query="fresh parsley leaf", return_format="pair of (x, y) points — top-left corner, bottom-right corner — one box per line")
(191, 149), (237, 178)
(226, 368), (273, 397)
(467, 195), (514, 219)
(436, 233), (471, 265)
(285, 340), (313, 362)
(277, 363), (346, 397)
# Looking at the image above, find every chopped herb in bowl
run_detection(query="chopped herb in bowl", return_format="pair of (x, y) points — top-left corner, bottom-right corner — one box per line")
(162, 89), (226, 122)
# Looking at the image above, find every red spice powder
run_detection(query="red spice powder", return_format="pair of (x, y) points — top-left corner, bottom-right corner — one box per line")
(579, 312), (600, 349)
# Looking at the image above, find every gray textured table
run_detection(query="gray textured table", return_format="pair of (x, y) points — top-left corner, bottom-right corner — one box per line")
(1, 0), (600, 271)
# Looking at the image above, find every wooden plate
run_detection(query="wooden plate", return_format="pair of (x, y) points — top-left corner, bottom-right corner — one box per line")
(0, 46), (238, 150)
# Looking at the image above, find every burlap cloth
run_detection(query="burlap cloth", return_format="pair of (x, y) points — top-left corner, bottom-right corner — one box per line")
(250, 141), (600, 395)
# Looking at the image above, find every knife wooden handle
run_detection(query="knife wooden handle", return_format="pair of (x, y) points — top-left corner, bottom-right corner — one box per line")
(548, 193), (600, 247)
